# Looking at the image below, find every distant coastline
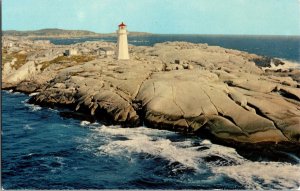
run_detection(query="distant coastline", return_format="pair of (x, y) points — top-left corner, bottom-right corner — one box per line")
(3, 28), (300, 39)
(2, 28), (153, 38)
(8, 30), (298, 62)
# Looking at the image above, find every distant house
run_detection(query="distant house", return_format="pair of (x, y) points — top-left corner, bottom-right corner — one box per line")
(64, 49), (78, 56)
(97, 47), (115, 56)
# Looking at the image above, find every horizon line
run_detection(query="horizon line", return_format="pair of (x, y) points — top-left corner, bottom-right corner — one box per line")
(3, 28), (300, 37)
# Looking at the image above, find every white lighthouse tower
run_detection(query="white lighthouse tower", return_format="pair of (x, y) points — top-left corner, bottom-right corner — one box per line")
(116, 22), (129, 60)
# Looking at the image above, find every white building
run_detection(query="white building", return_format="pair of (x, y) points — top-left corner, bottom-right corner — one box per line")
(97, 47), (115, 56)
(64, 49), (78, 56)
(116, 22), (129, 60)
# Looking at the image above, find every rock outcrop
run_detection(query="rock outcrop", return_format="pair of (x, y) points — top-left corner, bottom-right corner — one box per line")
(2, 37), (300, 145)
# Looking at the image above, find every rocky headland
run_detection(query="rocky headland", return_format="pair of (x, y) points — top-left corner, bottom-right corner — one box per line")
(2, 36), (300, 150)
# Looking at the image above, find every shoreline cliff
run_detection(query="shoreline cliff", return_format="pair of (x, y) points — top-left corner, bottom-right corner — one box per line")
(2, 36), (300, 152)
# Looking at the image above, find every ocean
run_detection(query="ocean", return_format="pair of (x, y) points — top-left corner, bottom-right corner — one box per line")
(48, 35), (300, 62)
(2, 35), (300, 189)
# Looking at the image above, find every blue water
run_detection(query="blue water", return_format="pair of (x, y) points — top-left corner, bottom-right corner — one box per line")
(3, 35), (300, 189)
(2, 91), (300, 189)
(44, 35), (300, 62)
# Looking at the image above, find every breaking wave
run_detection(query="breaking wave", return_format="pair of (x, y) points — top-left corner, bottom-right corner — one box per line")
(214, 161), (300, 189)
(263, 58), (300, 71)
(78, 125), (300, 190)
(23, 124), (33, 130)
(23, 100), (42, 111)
(3, 91), (300, 189)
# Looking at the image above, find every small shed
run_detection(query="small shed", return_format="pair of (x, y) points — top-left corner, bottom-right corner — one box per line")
(64, 49), (78, 56)
(97, 47), (115, 56)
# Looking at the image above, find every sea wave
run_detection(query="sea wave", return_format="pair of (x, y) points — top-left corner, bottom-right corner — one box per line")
(80, 121), (99, 127)
(263, 58), (300, 71)
(21, 98), (42, 111)
(80, 120), (91, 126)
(214, 161), (300, 189)
(23, 102), (42, 111)
(94, 125), (244, 169)
(4, 90), (21, 95)
(23, 124), (33, 130)
(83, 125), (300, 189)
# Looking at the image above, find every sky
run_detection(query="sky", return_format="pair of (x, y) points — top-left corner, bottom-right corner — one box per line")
(2, 0), (300, 35)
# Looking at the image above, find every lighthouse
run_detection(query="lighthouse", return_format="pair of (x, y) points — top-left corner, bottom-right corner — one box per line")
(116, 22), (129, 60)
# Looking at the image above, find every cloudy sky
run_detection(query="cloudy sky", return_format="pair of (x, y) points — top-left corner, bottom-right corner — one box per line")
(2, 0), (300, 35)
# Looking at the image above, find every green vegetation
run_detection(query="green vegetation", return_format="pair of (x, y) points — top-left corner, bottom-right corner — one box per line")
(2, 48), (27, 70)
(2, 48), (12, 63)
(2, 48), (95, 71)
(40, 55), (95, 71)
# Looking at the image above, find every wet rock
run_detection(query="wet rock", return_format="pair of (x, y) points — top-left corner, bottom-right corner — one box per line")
(15, 81), (40, 93)
(251, 56), (272, 67)
(272, 58), (285, 66)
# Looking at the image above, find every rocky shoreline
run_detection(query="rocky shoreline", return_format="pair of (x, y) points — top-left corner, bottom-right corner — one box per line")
(2, 36), (300, 150)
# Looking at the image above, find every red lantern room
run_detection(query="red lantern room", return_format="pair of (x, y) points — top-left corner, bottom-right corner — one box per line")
(118, 22), (126, 29)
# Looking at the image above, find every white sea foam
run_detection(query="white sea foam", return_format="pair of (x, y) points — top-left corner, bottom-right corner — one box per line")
(214, 162), (300, 189)
(94, 125), (242, 171)
(83, 125), (300, 189)
(23, 99), (42, 111)
(29, 92), (39, 97)
(99, 135), (202, 170)
(94, 125), (200, 169)
(21, 99), (29, 104)
(94, 125), (175, 137)
(55, 156), (65, 166)
(80, 120), (91, 126)
(263, 58), (300, 71)
(23, 124), (33, 130)
(201, 139), (212, 145)
(48, 108), (58, 112)
(24, 103), (42, 111)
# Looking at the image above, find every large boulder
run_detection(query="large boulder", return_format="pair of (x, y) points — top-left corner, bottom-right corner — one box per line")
(136, 70), (296, 143)
(4, 61), (40, 84)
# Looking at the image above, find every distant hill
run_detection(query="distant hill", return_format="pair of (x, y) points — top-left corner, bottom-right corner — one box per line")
(3, 28), (153, 38)
(3, 28), (97, 36)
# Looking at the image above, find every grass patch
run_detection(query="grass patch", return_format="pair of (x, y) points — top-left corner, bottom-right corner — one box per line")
(13, 53), (27, 69)
(40, 55), (95, 71)
(2, 48), (27, 70)
(2, 48), (96, 71)
(2, 48), (13, 63)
